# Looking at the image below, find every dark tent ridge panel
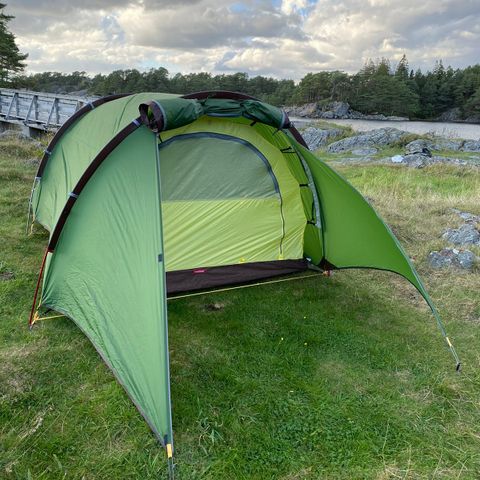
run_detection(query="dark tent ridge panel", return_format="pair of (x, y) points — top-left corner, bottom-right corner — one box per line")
(28, 91), (460, 464)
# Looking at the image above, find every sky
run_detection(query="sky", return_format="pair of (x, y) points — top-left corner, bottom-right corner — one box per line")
(7, 0), (480, 79)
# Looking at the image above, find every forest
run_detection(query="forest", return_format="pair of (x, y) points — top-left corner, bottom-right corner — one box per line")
(10, 56), (480, 121)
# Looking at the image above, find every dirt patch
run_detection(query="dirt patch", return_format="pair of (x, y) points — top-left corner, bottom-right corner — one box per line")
(0, 270), (15, 281)
(204, 301), (228, 311)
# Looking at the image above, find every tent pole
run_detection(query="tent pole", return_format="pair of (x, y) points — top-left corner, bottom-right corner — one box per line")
(28, 246), (50, 329)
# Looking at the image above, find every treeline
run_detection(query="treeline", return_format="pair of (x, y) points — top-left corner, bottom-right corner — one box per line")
(12, 56), (480, 120)
(14, 70), (296, 108)
(296, 56), (480, 120)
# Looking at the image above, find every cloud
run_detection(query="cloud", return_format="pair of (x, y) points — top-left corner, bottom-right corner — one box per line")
(6, 0), (480, 78)
(116, 2), (305, 50)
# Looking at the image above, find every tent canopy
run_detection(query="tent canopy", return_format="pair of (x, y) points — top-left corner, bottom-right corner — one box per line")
(29, 91), (459, 461)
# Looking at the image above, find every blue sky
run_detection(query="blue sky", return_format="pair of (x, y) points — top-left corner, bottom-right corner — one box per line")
(8, 0), (480, 78)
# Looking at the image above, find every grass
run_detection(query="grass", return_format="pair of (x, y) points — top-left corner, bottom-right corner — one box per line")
(1, 133), (480, 479)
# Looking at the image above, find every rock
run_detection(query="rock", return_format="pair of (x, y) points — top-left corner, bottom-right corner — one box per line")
(436, 107), (462, 122)
(405, 139), (433, 156)
(430, 155), (480, 167)
(432, 138), (463, 151)
(451, 209), (480, 224)
(285, 103), (319, 118)
(301, 126), (343, 150)
(464, 114), (480, 123)
(351, 147), (378, 156)
(462, 140), (480, 152)
(383, 154), (480, 168)
(327, 128), (409, 153)
(285, 101), (408, 121)
(443, 224), (480, 246)
(401, 153), (432, 168)
(325, 101), (350, 117)
(428, 248), (477, 270)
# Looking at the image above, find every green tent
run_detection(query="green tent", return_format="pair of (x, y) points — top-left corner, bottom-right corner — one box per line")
(28, 91), (460, 464)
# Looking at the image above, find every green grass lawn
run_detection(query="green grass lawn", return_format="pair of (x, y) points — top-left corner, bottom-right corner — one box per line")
(1, 134), (479, 479)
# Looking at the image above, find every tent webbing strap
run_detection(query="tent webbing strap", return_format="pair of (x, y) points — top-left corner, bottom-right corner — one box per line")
(31, 311), (66, 325)
(167, 271), (324, 301)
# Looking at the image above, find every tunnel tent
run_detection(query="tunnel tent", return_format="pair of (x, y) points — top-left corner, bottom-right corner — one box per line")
(28, 91), (460, 468)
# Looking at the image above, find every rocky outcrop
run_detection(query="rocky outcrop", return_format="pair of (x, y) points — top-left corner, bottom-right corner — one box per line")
(428, 248), (477, 270)
(431, 138), (463, 151)
(436, 106), (480, 123)
(428, 209), (479, 271)
(443, 224), (480, 246)
(326, 128), (409, 153)
(389, 154), (480, 168)
(301, 126), (343, 150)
(462, 140), (480, 152)
(403, 138), (480, 153)
(285, 101), (408, 121)
(436, 108), (462, 122)
(384, 138), (480, 168)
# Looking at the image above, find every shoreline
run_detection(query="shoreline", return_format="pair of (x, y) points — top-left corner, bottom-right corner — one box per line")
(290, 116), (480, 127)
(291, 117), (480, 141)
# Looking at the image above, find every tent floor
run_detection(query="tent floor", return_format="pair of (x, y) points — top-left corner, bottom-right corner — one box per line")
(166, 259), (309, 295)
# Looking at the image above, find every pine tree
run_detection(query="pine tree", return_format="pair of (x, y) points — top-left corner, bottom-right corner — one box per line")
(0, 3), (27, 85)
(395, 54), (409, 82)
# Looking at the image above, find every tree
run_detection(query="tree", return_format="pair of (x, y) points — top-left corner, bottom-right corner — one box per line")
(293, 71), (351, 104)
(464, 86), (480, 119)
(395, 54), (409, 82)
(0, 3), (27, 85)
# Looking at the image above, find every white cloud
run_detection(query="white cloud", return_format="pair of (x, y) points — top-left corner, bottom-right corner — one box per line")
(7, 0), (480, 78)
(281, 0), (308, 15)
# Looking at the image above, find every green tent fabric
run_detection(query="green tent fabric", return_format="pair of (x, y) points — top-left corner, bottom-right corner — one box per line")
(28, 91), (460, 462)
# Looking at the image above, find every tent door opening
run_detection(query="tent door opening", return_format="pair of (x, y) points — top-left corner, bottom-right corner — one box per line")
(157, 132), (306, 292)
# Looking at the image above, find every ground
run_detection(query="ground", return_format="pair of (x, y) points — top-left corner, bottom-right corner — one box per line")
(0, 132), (479, 479)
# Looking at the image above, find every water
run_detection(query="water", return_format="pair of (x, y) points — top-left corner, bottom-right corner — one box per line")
(291, 118), (480, 140)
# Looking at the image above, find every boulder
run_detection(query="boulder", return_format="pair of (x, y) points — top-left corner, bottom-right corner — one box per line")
(443, 224), (480, 246)
(428, 248), (476, 270)
(301, 126), (343, 150)
(405, 139), (433, 156)
(432, 138), (463, 151)
(327, 128), (409, 153)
